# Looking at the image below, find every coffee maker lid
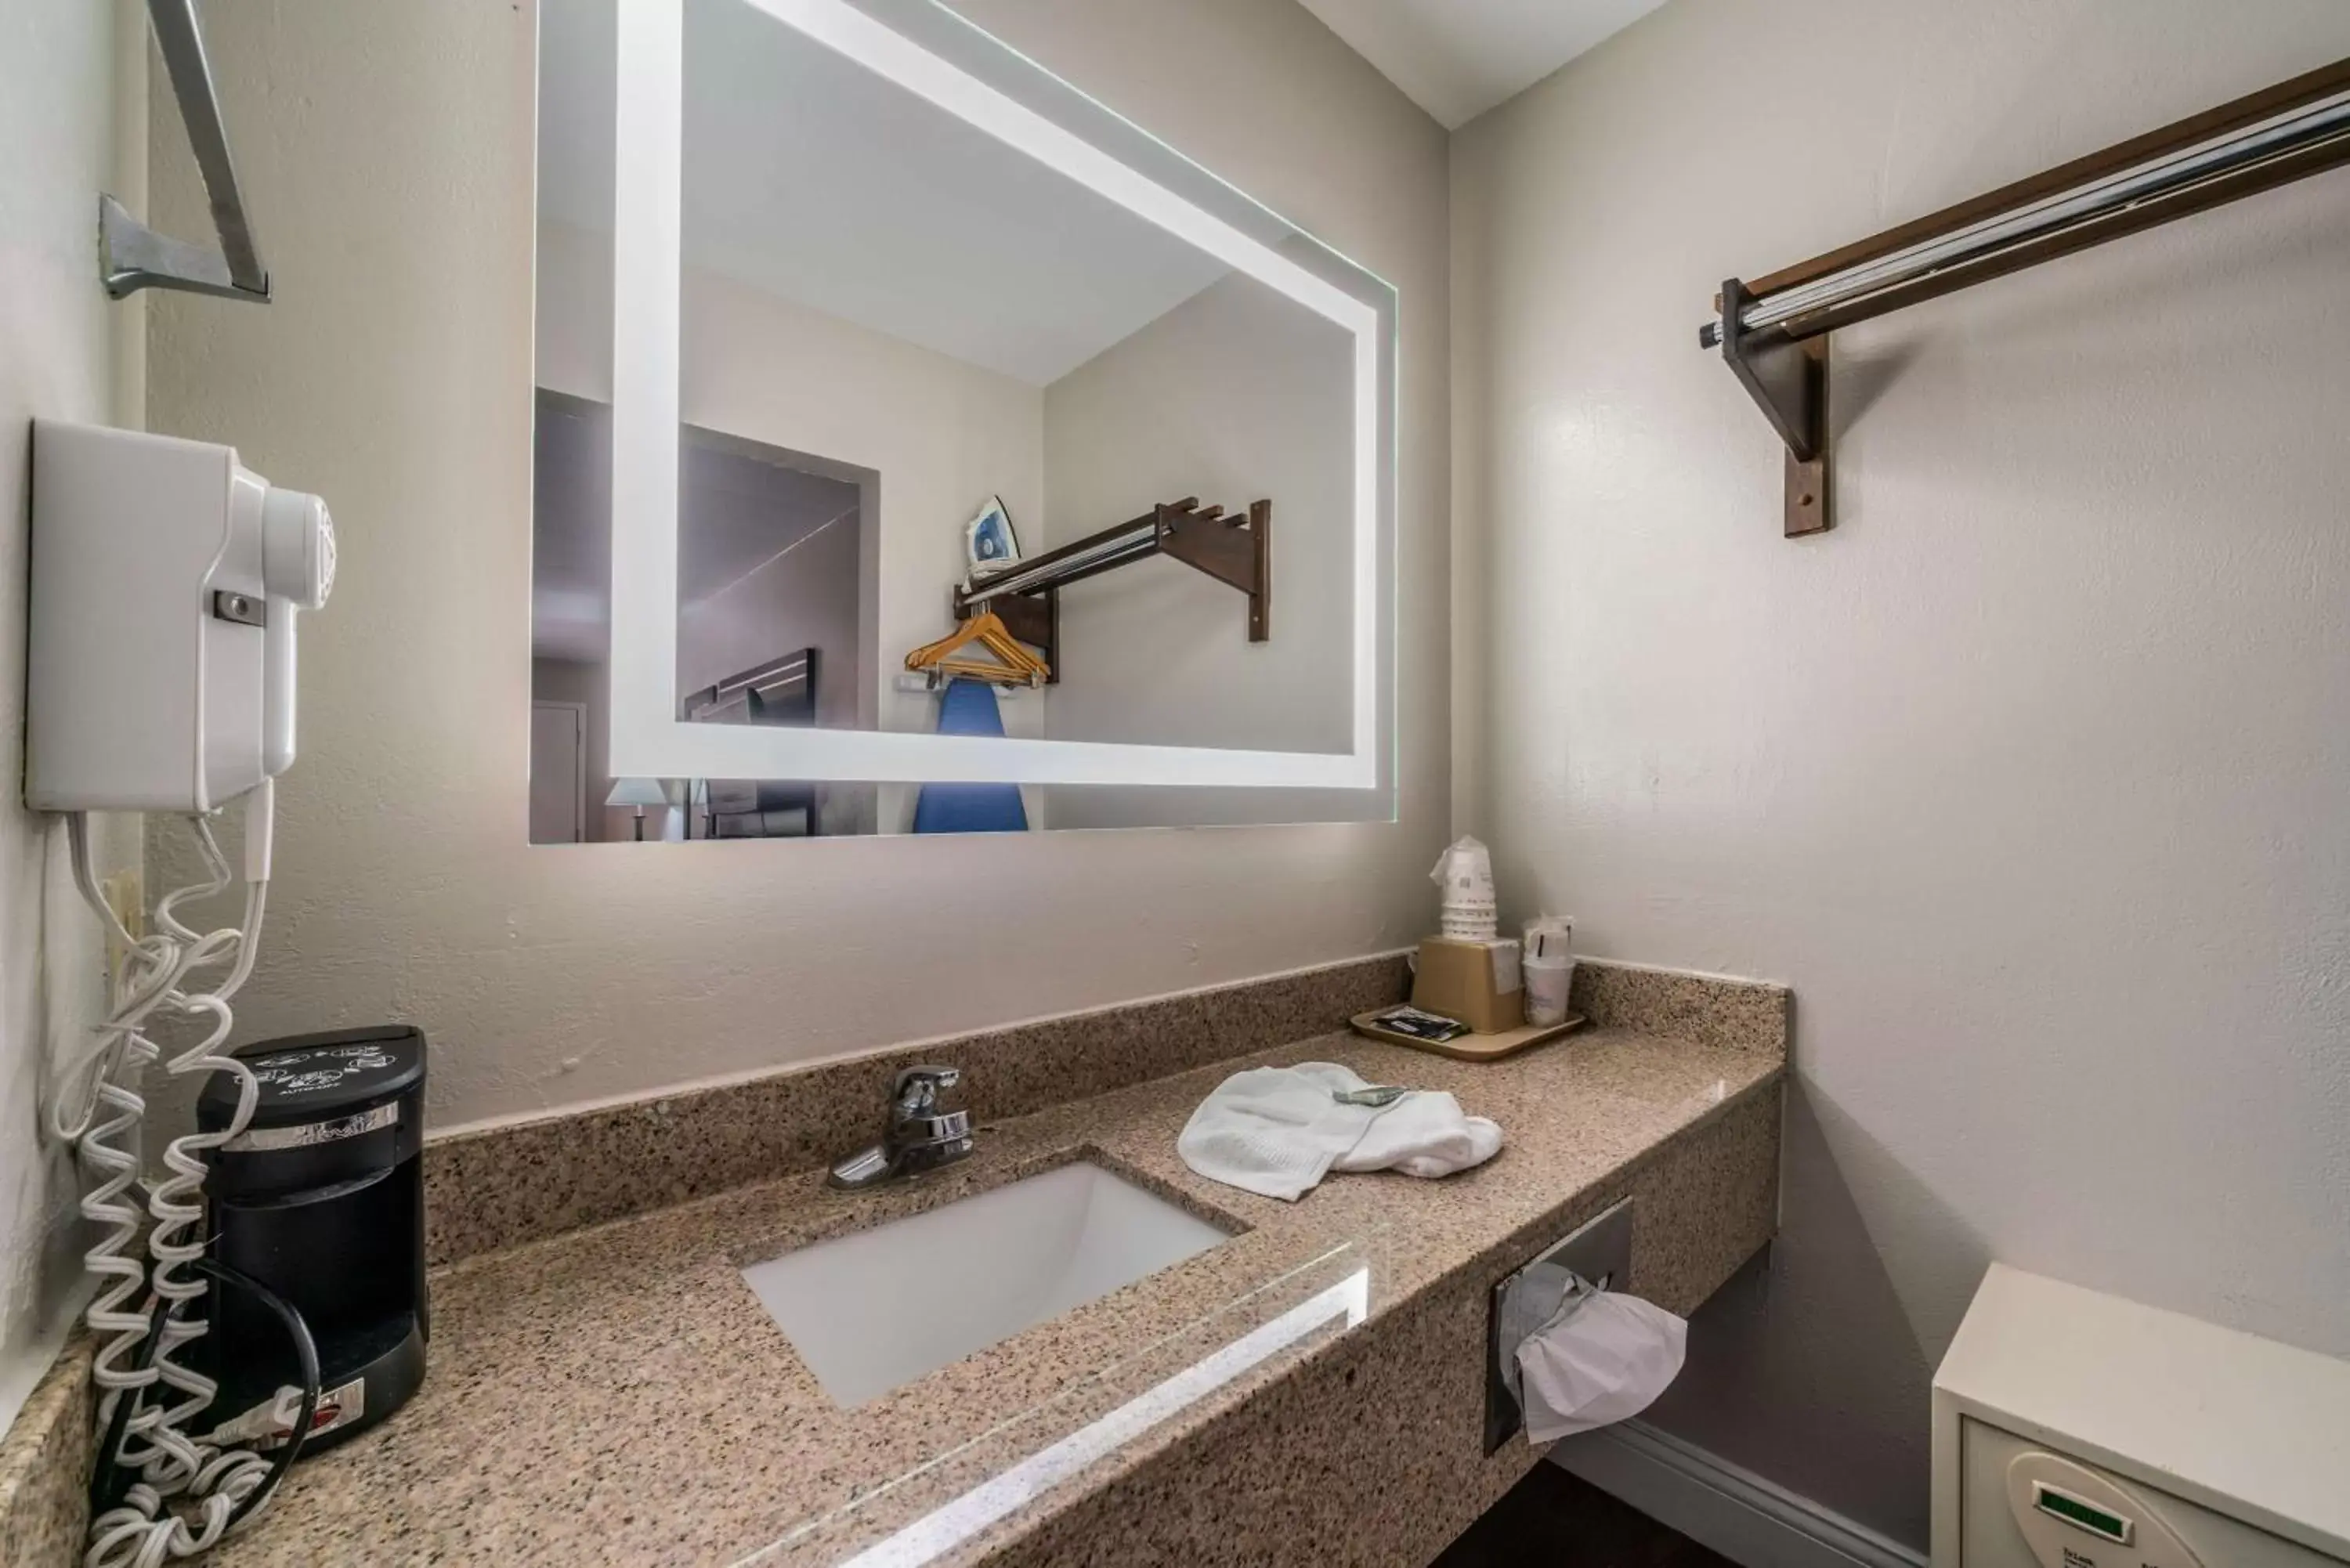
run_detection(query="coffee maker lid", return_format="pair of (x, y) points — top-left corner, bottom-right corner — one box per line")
(197, 1024), (427, 1132)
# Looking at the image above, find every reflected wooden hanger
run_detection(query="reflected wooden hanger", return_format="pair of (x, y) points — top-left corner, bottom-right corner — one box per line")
(905, 609), (1050, 686)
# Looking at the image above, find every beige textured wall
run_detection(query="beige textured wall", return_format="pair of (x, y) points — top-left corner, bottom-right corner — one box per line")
(1454, 0), (2350, 1545)
(143, 0), (1448, 1132)
(0, 0), (145, 1440)
(1042, 273), (1355, 766)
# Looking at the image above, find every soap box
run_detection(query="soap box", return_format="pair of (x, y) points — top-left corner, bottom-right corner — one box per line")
(1412, 936), (1524, 1035)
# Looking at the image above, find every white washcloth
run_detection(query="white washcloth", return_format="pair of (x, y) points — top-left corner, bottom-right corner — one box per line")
(1177, 1062), (1503, 1201)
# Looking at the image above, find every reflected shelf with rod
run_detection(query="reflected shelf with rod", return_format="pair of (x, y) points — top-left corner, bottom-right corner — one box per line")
(949, 496), (1271, 684)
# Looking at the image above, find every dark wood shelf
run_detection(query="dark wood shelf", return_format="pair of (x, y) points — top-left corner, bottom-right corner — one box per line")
(951, 496), (1271, 682)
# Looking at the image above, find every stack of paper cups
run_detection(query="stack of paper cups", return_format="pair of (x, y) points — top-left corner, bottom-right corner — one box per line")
(1441, 904), (1499, 941)
(1430, 837), (1499, 941)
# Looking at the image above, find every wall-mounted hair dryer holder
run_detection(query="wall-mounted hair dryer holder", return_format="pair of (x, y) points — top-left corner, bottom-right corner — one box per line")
(27, 422), (333, 815)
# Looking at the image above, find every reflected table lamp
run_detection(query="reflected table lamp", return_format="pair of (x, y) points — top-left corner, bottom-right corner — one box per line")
(607, 777), (671, 841)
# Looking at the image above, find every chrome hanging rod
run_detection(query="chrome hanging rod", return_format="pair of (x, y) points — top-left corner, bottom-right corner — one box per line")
(1697, 54), (2350, 538)
(964, 522), (1155, 604)
(101, 0), (270, 302)
(952, 497), (1274, 666)
(1701, 81), (2350, 349)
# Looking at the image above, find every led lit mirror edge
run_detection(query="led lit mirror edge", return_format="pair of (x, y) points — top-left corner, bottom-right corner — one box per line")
(598, 0), (1398, 793)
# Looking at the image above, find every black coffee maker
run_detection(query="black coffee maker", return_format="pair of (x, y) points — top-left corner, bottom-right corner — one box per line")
(193, 1025), (428, 1453)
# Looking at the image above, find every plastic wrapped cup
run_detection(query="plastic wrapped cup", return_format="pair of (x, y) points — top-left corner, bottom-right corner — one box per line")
(1524, 956), (1575, 1026)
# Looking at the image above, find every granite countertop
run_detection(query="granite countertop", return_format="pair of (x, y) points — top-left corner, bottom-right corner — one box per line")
(203, 1013), (1784, 1567)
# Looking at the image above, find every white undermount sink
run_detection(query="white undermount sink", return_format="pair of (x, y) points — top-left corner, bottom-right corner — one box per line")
(740, 1161), (1233, 1407)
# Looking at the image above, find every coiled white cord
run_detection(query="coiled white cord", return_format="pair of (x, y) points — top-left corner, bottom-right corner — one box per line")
(52, 787), (286, 1568)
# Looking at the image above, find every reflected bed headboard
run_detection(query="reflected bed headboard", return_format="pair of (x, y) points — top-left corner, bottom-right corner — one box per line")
(680, 647), (818, 727)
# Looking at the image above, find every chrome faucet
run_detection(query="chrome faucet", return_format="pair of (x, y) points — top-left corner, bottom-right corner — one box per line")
(826, 1064), (974, 1189)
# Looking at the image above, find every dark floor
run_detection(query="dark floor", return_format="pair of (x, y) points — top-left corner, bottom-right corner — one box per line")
(1428, 1463), (1737, 1567)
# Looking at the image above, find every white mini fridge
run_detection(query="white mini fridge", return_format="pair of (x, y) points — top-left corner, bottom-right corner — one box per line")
(1933, 1265), (2350, 1567)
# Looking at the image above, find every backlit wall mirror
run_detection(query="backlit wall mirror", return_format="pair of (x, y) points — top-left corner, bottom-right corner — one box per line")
(531, 0), (1396, 841)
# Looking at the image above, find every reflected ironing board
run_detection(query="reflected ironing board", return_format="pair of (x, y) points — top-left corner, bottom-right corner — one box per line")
(913, 679), (1028, 833)
(903, 613), (1044, 834)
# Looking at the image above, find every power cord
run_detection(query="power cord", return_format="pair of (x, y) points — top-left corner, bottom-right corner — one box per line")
(52, 785), (309, 1568)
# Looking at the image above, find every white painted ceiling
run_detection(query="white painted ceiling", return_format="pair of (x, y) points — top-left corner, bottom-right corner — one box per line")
(538, 0), (1235, 386)
(1296, 0), (1668, 128)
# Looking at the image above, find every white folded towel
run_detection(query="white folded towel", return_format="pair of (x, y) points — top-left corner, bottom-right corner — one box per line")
(1177, 1062), (1504, 1201)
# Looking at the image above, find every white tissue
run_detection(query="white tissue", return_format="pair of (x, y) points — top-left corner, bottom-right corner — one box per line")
(1513, 1289), (1687, 1443)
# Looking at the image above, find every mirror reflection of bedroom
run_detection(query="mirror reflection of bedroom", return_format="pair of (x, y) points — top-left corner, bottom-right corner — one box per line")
(528, 394), (880, 844)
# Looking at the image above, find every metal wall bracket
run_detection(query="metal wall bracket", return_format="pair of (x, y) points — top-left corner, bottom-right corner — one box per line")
(1716, 278), (1829, 537)
(101, 0), (269, 303)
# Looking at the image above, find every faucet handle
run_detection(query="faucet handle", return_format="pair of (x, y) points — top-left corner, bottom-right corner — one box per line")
(892, 1064), (962, 1111)
(827, 1066), (972, 1188)
(888, 1064), (971, 1154)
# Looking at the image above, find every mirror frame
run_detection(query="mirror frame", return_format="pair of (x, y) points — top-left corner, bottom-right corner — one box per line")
(603, 0), (1394, 789)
